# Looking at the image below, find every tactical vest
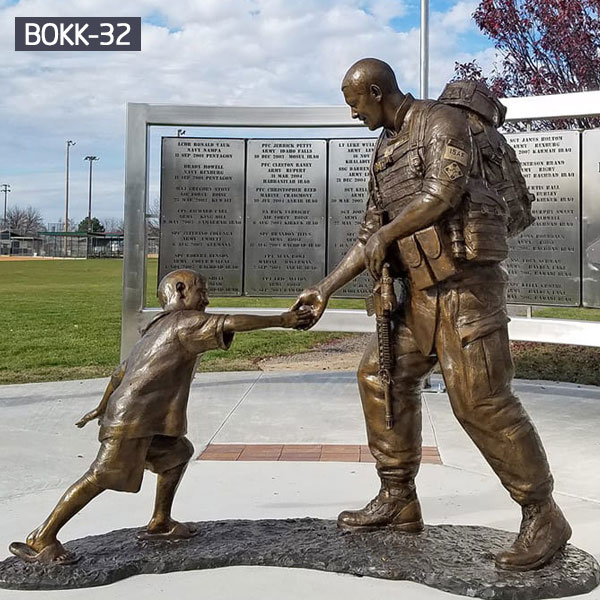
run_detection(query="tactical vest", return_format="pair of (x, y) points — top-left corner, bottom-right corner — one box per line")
(370, 101), (460, 289)
(372, 100), (436, 220)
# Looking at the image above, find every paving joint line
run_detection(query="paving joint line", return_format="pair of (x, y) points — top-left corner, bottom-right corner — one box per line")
(200, 371), (264, 452)
(422, 393), (441, 461)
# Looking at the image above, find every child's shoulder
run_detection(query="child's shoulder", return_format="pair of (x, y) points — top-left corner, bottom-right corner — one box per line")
(142, 309), (208, 337)
(174, 309), (214, 329)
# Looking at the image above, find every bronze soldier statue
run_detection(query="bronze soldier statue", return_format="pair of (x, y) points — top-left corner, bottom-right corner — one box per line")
(9, 269), (311, 565)
(293, 58), (571, 571)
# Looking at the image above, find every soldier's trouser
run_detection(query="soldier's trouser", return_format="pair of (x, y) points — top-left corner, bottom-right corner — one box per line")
(358, 285), (554, 506)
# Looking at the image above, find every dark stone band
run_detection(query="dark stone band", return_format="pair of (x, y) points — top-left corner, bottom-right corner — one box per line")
(1, 519), (598, 599)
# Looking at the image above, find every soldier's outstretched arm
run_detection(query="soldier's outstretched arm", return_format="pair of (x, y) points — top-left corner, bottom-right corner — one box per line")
(291, 241), (365, 329)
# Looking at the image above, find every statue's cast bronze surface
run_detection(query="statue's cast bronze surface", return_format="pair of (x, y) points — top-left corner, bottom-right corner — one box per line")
(9, 269), (311, 566)
(292, 58), (571, 571)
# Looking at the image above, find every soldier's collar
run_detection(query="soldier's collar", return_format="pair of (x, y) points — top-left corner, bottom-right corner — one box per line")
(388, 93), (414, 135)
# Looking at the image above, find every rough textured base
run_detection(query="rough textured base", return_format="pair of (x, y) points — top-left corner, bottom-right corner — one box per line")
(1, 519), (598, 598)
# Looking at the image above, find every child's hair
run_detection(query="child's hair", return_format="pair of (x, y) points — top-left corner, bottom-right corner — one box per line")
(157, 269), (206, 310)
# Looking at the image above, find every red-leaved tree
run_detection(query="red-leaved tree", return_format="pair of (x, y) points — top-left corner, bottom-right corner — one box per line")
(455, 0), (600, 128)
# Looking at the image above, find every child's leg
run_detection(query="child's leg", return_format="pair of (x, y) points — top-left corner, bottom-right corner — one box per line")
(141, 436), (197, 540)
(147, 462), (191, 532)
(10, 471), (103, 563)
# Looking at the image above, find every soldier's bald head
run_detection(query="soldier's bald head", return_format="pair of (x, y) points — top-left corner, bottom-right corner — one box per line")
(341, 58), (400, 95)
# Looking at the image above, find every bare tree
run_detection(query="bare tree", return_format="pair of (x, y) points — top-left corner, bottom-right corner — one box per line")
(55, 218), (77, 233)
(147, 199), (160, 238)
(103, 216), (125, 233)
(6, 206), (45, 235)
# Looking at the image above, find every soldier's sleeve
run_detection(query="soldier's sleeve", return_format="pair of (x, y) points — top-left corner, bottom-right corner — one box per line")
(179, 313), (234, 354)
(357, 178), (380, 244)
(420, 104), (473, 209)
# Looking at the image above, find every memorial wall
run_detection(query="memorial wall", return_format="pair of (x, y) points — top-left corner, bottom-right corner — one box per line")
(159, 132), (598, 306)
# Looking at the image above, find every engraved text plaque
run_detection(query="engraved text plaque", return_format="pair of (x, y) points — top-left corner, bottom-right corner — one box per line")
(159, 137), (245, 295)
(505, 131), (581, 306)
(245, 139), (327, 295)
(328, 139), (376, 297)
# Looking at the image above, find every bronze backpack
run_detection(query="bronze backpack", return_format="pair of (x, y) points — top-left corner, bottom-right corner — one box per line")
(438, 80), (535, 241)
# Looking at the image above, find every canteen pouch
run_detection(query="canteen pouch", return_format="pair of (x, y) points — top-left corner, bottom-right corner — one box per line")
(398, 234), (435, 290)
(463, 186), (509, 263)
(415, 225), (459, 284)
(398, 225), (458, 290)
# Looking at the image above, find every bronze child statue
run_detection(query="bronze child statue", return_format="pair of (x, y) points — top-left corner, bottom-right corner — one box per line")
(9, 268), (311, 565)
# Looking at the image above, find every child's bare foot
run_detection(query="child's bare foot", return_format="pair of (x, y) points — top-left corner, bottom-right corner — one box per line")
(9, 528), (78, 565)
(137, 517), (199, 541)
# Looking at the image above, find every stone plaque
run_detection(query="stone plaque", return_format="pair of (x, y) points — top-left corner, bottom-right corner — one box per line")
(582, 129), (600, 308)
(245, 140), (327, 295)
(159, 138), (245, 295)
(328, 139), (376, 297)
(505, 131), (581, 306)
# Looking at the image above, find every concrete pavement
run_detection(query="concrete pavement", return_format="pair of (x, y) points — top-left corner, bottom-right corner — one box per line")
(0, 371), (598, 599)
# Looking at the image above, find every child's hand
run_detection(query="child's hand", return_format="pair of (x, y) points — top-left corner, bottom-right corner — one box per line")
(281, 307), (314, 329)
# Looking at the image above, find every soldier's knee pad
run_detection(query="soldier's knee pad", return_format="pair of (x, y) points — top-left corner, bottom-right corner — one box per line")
(357, 354), (379, 384)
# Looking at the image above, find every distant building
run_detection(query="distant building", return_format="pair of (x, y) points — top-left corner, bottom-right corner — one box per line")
(38, 231), (124, 258)
(0, 229), (43, 256)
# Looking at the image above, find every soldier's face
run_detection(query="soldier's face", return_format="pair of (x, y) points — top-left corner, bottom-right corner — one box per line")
(343, 85), (383, 131)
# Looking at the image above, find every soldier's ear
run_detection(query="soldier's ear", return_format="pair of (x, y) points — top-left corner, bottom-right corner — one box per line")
(369, 84), (383, 102)
(176, 281), (186, 299)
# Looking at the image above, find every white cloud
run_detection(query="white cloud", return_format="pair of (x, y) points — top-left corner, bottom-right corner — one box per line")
(0, 0), (492, 222)
(436, 0), (478, 34)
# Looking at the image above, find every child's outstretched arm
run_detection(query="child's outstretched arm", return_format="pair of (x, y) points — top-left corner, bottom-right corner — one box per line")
(223, 308), (312, 334)
(75, 361), (127, 428)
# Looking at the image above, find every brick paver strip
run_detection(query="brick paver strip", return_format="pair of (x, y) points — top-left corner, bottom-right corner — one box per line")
(197, 444), (442, 465)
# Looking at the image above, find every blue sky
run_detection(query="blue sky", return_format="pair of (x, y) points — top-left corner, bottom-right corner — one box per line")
(0, 0), (496, 225)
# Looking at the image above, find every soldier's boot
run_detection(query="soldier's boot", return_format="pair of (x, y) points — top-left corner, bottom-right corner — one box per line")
(495, 498), (571, 571)
(337, 482), (423, 532)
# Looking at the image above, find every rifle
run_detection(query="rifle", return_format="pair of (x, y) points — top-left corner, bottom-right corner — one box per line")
(365, 263), (397, 430)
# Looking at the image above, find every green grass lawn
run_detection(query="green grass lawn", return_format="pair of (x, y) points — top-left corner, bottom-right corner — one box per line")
(0, 259), (355, 384)
(1, 258), (599, 385)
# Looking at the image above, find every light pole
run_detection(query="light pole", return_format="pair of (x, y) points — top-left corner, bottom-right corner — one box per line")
(64, 140), (76, 233)
(84, 156), (99, 257)
(84, 156), (99, 231)
(1, 183), (10, 229)
(420, 0), (429, 99)
(64, 140), (76, 255)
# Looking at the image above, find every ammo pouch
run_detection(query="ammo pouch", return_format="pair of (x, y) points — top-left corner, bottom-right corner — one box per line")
(462, 184), (509, 263)
(398, 224), (458, 290)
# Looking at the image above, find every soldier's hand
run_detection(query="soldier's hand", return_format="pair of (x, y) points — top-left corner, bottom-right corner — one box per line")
(364, 232), (389, 280)
(281, 307), (313, 329)
(290, 287), (328, 330)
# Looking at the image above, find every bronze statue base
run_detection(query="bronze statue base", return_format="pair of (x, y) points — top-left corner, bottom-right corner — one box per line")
(1, 518), (598, 598)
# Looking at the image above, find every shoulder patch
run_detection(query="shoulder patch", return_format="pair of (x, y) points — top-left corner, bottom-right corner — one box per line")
(443, 144), (468, 166)
(444, 162), (464, 181)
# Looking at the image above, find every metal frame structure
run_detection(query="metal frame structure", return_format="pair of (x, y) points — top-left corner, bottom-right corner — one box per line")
(122, 91), (600, 358)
